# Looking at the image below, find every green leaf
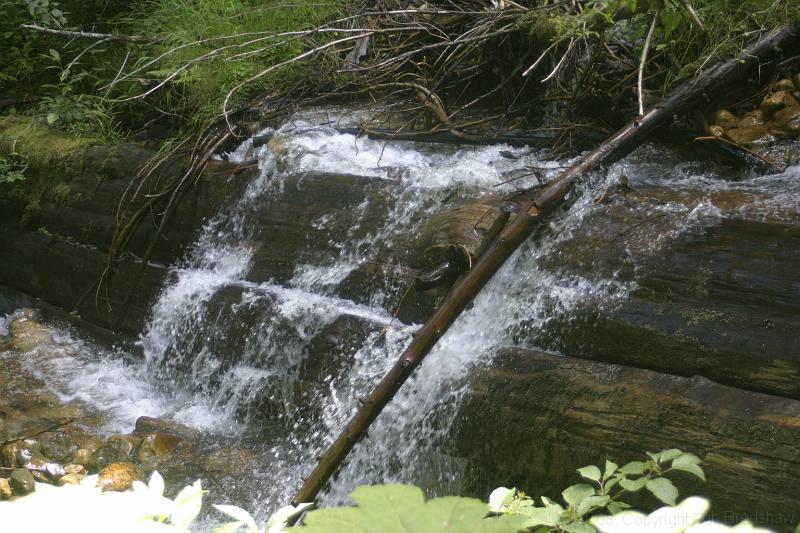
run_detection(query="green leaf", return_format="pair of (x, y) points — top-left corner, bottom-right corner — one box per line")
(213, 505), (259, 533)
(561, 521), (596, 533)
(602, 460), (618, 481)
(577, 495), (611, 516)
(562, 484), (596, 507)
(49, 48), (60, 62)
(657, 449), (683, 463)
(46, 112), (59, 124)
(299, 485), (526, 533)
(671, 454), (705, 481)
(661, 7), (682, 38)
(605, 502), (631, 515)
(619, 461), (645, 475)
(488, 487), (516, 512)
(618, 477), (648, 492)
(523, 506), (562, 528)
(646, 478), (678, 505)
(169, 480), (205, 529)
(577, 466), (602, 483)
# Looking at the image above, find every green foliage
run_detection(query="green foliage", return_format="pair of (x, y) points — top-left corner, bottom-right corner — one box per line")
(489, 449), (706, 532)
(0, 154), (28, 185)
(289, 484), (527, 532)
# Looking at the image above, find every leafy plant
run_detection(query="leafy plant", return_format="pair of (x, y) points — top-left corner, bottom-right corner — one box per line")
(489, 449), (706, 532)
(0, 154), (28, 185)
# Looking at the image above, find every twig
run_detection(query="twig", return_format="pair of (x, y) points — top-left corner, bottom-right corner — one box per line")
(20, 23), (157, 43)
(638, 9), (660, 116)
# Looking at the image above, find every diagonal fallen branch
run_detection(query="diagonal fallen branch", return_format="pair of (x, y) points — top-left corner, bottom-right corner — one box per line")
(20, 23), (158, 43)
(289, 22), (800, 508)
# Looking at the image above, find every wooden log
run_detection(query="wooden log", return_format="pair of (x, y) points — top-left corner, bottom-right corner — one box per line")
(290, 23), (800, 505)
(456, 348), (800, 531)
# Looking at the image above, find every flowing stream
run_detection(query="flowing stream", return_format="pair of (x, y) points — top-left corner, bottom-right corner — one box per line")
(2, 110), (799, 524)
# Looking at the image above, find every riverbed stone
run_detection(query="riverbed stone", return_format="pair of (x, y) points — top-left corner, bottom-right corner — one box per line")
(9, 468), (35, 494)
(768, 105), (800, 138)
(97, 462), (144, 492)
(23, 454), (66, 480)
(761, 90), (798, 116)
(73, 448), (93, 467)
(773, 78), (796, 93)
(100, 434), (141, 464)
(201, 447), (257, 477)
(711, 109), (739, 130)
(0, 477), (11, 499)
(58, 473), (86, 486)
(39, 429), (79, 463)
(725, 124), (770, 146)
(137, 432), (180, 467)
(134, 417), (197, 439)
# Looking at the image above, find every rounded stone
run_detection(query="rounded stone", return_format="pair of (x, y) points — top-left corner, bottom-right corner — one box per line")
(9, 468), (35, 494)
(773, 78), (796, 93)
(711, 109), (740, 130)
(40, 430), (78, 463)
(138, 433), (180, 467)
(768, 105), (800, 138)
(761, 90), (799, 116)
(0, 478), (11, 499)
(58, 473), (86, 486)
(97, 462), (145, 492)
(73, 448), (93, 467)
(201, 447), (257, 477)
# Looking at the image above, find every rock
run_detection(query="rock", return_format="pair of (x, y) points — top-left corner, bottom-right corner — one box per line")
(7, 312), (54, 352)
(77, 436), (104, 454)
(711, 109), (739, 130)
(0, 478), (11, 499)
(58, 473), (85, 486)
(773, 78), (796, 93)
(23, 454), (66, 480)
(201, 447), (257, 477)
(39, 429), (78, 463)
(9, 468), (35, 494)
(761, 90), (798, 116)
(64, 464), (85, 475)
(725, 124), (771, 146)
(457, 349), (800, 530)
(73, 448), (93, 467)
(767, 105), (800, 138)
(134, 417), (197, 439)
(708, 124), (725, 137)
(96, 462), (144, 492)
(137, 433), (180, 467)
(99, 434), (141, 465)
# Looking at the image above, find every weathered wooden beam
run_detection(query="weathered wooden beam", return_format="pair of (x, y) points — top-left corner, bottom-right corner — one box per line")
(291, 23), (800, 506)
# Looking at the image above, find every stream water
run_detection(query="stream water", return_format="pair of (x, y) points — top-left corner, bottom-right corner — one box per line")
(2, 110), (799, 525)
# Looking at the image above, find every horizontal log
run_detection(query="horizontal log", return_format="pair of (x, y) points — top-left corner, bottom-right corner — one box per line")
(455, 348), (800, 532)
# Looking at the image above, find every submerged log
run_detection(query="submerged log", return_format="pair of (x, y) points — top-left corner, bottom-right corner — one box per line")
(456, 348), (800, 531)
(291, 22), (800, 506)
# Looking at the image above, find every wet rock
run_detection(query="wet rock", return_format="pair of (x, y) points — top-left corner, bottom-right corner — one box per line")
(201, 447), (257, 477)
(99, 434), (142, 465)
(96, 462), (144, 492)
(9, 468), (35, 494)
(30, 470), (49, 483)
(73, 448), (93, 467)
(768, 105), (800, 138)
(64, 464), (85, 475)
(711, 109), (740, 130)
(773, 78), (796, 93)
(7, 312), (54, 352)
(761, 90), (798, 116)
(137, 433), (180, 467)
(40, 429), (78, 463)
(0, 478), (11, 499)
(24, 454), (66, 480)
(725, 124), (771, 146)
(134, 417), (197, 439)
(708, 124), (725, 137)
(77, 436), (104, 454)
(58, 473), (85, 486)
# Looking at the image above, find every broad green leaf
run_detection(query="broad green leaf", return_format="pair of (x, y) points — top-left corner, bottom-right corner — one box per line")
(213, 504), (259, 533)
(605, 502), (631, 515)
(169, 480), (205, 529)
(661, 7), (682, 38)
(47, 112), (59, 124)
(562, 484), (596, 507)
(561, 520), (596, 533)
(540, 496), (565, 512)
(488, 487), (516, 512)
(577, 495), (611, 516)
(618, 461), (645, 475)
(298, 484), (525, 533)
(603, 460), (618, 481)
(266, 503), (313, 533)
(618, 477), (648, 492)
(671, 453), (705, 481)
(523, 506), (562, 528)
(602, 477), (619, 494)
(658, 449), (683, 463)
(577, 466), (602, 482)
(646, 478), (678, 505)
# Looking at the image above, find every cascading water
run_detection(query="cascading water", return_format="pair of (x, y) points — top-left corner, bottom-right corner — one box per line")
(4, 108), (797, 524)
